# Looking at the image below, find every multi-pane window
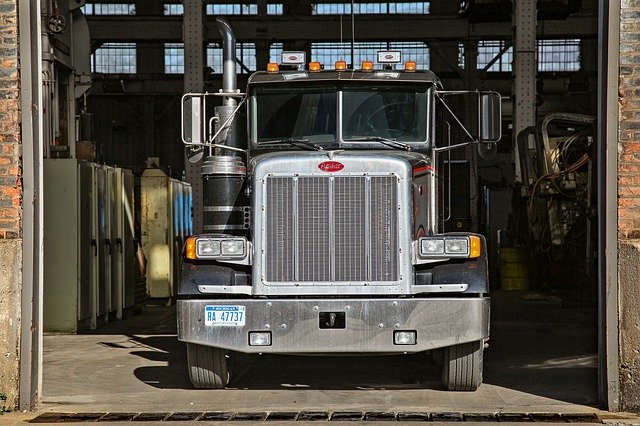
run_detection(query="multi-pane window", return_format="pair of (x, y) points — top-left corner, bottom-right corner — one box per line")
(471, 39), (581, 72)
(537, 39), (580, 72)
(207, 43), (257, 74)
(164, 3), (183, 15)
(267, 3), (284, 15)
(82, 3), (135, 14)
(270, 43), (284, 63)
(312, 2), (429, 14)
(206, 4), (258, 15)
(165, 43), (184, 74)
(92, 43), (137, 73)
(477, 40), (513, 72)
(311, 42), (429, 69)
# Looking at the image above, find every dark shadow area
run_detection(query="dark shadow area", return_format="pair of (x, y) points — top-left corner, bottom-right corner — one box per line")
(112, 291), (599, 407)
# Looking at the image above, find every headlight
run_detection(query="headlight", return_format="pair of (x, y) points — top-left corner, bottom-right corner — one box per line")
(186, 236), (247, 260)
(221, 239), (245, 256)
(197, 240), (221, 257)
(445, 238), (468, 255)
(418, 236), (481, 259)
(421, 238), (444, 255)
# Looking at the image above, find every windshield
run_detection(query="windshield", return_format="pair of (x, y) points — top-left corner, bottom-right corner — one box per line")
(251, 82), (430, 147)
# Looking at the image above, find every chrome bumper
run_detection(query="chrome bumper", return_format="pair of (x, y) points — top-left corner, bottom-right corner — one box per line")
(177, 297), (490, 354)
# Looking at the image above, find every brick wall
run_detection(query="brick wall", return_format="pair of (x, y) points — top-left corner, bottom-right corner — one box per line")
(0, 0), (20, 410)
(0, 0), (20, 239)
(619, 0), (640, 413)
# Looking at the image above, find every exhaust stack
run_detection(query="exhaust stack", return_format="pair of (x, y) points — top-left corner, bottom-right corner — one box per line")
(202, 17), (248, 236)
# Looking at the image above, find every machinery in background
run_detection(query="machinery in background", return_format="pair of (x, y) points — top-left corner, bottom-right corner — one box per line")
(41, 0), (94, 160)
(141, 158), (193, 299)
(514, 113), (596, 289)
(43, 159), (135, 332)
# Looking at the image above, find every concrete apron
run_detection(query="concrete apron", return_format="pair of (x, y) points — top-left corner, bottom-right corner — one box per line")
(11, 295), (639, 423)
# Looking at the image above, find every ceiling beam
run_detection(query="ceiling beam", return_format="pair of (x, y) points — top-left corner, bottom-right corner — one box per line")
(86, 15), (597, 42)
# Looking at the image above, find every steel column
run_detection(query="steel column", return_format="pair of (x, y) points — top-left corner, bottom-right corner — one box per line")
(183, 0), (204, 233)
(512, 0), (537, 183)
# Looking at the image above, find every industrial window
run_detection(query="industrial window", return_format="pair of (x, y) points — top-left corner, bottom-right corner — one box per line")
(477, 40), (513, 72)
(270, 43), (284, 62)
(311, 42), (429, 69)
(82, 3), (135, 15)
(92, 43), (137, 74)
(164, 3), (183, 15)
(537, 39), (580, 72)
(458, 42), (465, 69)
(207, 43), (257, 74)
(165, 43), (184, 74)
(268, 3), (284, 15)
(206, 4), (258, 15)
(473, 39), (581, 72)
(312, 2), (429, 14)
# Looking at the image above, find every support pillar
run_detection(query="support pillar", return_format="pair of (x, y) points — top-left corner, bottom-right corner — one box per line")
(183, 0), (205, 233)
(512, 0), (537, 183)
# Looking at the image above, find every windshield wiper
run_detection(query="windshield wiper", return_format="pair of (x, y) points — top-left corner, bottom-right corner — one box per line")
(258, 138), (324, 151)
(343, 136), (411, 151)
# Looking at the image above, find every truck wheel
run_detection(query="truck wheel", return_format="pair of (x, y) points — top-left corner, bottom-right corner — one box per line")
(441, 340), (483, 391)
(186, 343), (230, 389)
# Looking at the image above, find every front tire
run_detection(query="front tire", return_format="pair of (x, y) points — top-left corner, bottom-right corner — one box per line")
(186, 343), (230, 389)
(441, 340), (484, 391)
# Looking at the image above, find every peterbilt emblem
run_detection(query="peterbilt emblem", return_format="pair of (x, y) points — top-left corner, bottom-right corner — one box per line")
(384, 54), (394, 59)
(318, 161), (344, 172)
(288, 55), (298, 61)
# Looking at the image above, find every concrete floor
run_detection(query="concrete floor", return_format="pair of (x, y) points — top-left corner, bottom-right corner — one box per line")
(9, 290), (639, 423)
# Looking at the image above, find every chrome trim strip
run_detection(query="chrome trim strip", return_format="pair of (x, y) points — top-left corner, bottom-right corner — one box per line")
(411, 284), (468, 293)
(197, 285), (253, 295)
(203, 206), (245, 212)
(204, 224), (246, 231)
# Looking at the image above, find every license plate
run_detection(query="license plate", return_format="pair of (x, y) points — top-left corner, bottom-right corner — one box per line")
(204, 305), (246, 326)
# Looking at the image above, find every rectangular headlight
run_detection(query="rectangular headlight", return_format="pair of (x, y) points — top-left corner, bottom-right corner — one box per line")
(420, 238), (444, 255)
(445, 238), (469, 255)
(196, 239), (221, 257)
(220, 239), (245, 257)
(394, 330), (417, 345)
(249, 331), (272, 346)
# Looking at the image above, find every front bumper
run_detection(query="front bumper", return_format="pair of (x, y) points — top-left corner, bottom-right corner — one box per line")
(177, 297), (490, 354)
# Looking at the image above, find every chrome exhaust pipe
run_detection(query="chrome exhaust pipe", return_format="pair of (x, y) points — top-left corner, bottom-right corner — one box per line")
(215, 16), (237, 105)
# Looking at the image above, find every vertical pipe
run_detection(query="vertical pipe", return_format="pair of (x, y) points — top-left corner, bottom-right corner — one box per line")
(215, 17), (237, 107)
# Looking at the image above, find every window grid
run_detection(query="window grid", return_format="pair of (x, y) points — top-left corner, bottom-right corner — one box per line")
(165, 43), (184, 74)
(164, 3), (183, 15)
(473, 39), (581, 72)
(208, 43), (257, 74)
(270, 43), (284, 63)
(537, 39), (580, 72)
(92, 43), (137, 74)
(311, 41), (429, 69)
(312, 2), (429, 14)
(268, 3), (284, 15)
(82, 3), (136, 15)
(206, 4), (258, 15)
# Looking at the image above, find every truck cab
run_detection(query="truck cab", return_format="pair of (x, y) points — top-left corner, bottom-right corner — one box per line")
(178, 19), (501, 391)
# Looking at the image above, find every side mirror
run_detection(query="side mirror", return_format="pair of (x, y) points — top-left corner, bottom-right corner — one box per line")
(181, 95), (203, 145)
(479, 92), (502, 143)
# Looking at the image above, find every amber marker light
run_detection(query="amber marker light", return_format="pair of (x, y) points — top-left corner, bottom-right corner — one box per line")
(335, 60), (347, 71)
(185, 236), (197, 260)
(266, 62), (279, 73)
(309, 61), (322, 72)
(469, 236), (482, 258)
(404, 61), (417, 72)
(361, 60), (374, 71)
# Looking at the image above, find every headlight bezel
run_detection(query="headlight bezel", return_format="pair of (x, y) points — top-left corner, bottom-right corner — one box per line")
(187, 236), (248, 260)
(417, 235), (481, 259)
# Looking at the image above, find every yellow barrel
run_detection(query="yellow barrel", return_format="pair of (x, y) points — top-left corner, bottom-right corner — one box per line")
(499, 247), (530, 290)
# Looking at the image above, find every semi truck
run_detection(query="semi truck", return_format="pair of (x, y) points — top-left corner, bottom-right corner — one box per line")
(177, 18), (501, 391)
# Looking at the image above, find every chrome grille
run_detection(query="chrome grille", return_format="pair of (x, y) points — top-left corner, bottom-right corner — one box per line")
(264, 175), (399, 283)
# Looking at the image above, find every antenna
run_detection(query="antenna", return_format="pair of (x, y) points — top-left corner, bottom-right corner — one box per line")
(351, 0), (355, 68)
